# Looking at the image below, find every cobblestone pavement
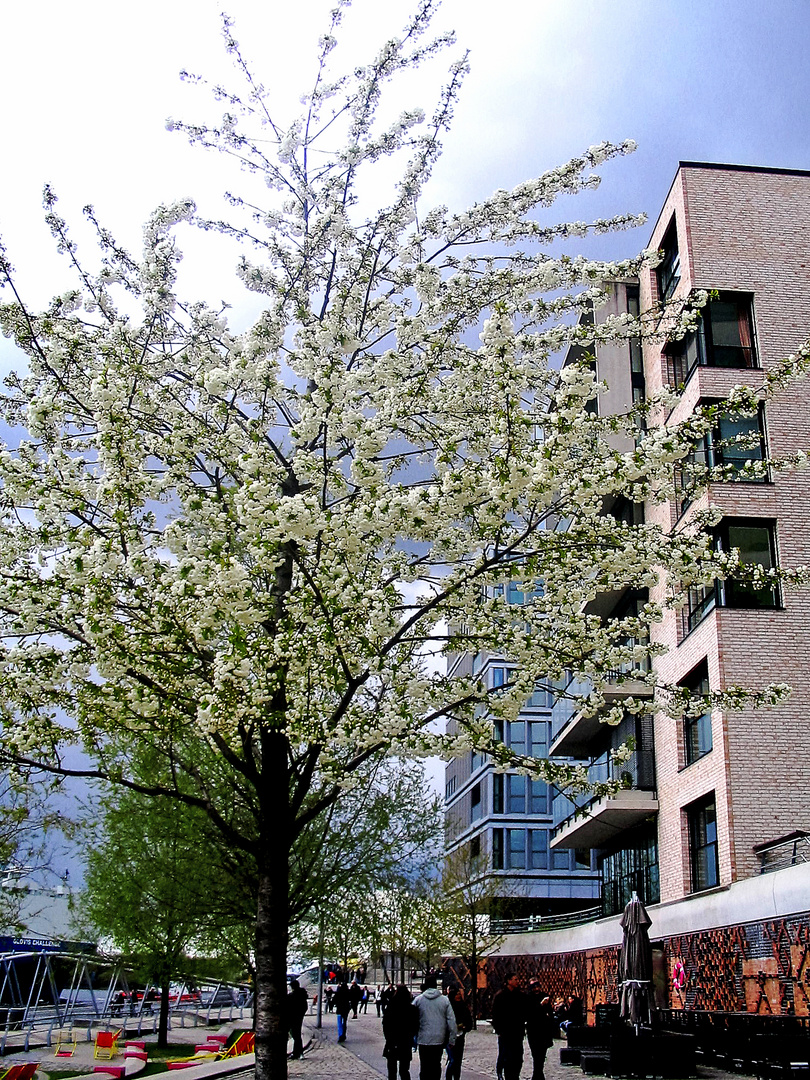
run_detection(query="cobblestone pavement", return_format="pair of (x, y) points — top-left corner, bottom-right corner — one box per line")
(290, 1010), (749, 1080)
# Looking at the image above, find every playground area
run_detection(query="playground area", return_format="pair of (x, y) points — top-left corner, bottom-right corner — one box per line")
(0, 1022), (255, 1080)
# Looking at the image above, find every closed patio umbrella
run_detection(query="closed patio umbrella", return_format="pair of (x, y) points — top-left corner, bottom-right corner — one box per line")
(618, 894), (653, 1027)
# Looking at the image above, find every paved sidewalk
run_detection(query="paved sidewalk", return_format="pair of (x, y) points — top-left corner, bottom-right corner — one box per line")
(291, 1010), (751, 1080)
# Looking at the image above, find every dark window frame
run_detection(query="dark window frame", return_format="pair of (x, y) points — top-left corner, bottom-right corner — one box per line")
(675, 402), (768, 516)
(667, 292), (757, 386)
(687, 793), (720, 892)
(680, 659), (713, 767)
(682, 517), (780, 636)
(470, 782), (482, 822)
(657, 219), (681, 303)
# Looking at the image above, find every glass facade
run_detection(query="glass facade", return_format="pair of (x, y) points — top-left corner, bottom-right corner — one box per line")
(599, 827), (660, 917)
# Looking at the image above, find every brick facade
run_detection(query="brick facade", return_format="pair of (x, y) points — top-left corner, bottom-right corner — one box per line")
(446, 912), (810, 1021)
(643, 165), (810, 901)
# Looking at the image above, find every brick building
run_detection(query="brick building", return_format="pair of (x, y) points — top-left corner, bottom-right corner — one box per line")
(550, 161), (810, 913)
(445, 161), (810, 926)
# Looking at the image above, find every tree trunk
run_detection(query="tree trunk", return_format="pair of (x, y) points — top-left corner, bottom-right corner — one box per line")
(158, 980), (171, 1049)
(254, 730), (291, 1080)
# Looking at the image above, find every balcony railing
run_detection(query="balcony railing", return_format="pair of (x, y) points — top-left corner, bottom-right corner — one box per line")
(757, 833), (810, 874)
(489, 905), (602, 936)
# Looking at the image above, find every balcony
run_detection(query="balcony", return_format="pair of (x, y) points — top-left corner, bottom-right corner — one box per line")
(549, 673), (653, 759)
(551, 788), (658, 850)
(550, 742), (656, 850)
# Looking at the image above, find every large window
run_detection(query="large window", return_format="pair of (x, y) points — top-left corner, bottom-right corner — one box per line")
(492, 829), (503, 869)
(717, 520), (779, 609)
(657, 219), (681, 302)
(682, 518), (780, 635)
(688, 794), (719, 892)
(491, 665), (554, 710)
(470, 782), (482, 822)
(507, 774), (525, 814)
(675, 404), (767, 514)
(507, 828), (526, 870)
(668, 293), (756, 385)
(529, 829), (549, 869)
(682, 660), (712, 766)
(529, 778), (548, 814)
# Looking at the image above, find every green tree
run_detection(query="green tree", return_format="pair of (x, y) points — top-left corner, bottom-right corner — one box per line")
(78, 788), (237, 1047)
(441, 844), (509, 1025)
(0, 6), (806, 1078)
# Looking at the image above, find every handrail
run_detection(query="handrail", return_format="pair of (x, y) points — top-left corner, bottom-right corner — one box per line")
(757, 834), (810, 874)
(490, 905), (602, 935)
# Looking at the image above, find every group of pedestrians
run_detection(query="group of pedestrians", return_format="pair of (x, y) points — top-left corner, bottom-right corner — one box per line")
(492, 977), (582, 1080)
(380, 974), (472, 1080)
(287, 968), (578, 1078)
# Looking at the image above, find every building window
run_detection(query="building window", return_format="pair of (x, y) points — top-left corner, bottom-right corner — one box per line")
(552, 847), (571, 870)
(470, 782), (482, 822)
(526, 683), (554, 709)
(574, 848), (592, 870)
(470, 835), (481, 861)
(507, 774), (525, 814)
(667, 293), (756, 385)
(445, 775), (457, 801)
(529, 778), (548, 815)
(657, 219), (681, 302)
(493, 774), (504, 814)
(716, 519), (779, 609)
(682, 660), (712, 766)
(529, 829), (549, 869)
(492, 828), (503, 869)
(506, 721), (526, 756)
(491, 666), (508, 689)
(675, 403), (767, 514)
(688, 794), (719, 892)
(507, 828), (526, 870)
(529, 720), (550, 757)
(682, 518), (780, 635)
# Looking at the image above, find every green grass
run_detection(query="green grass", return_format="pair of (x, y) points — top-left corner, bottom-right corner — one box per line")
(42, 1043), (214, 1080)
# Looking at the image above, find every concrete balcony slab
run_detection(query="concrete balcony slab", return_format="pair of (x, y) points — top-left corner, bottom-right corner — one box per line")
(550, 789), (658, 849)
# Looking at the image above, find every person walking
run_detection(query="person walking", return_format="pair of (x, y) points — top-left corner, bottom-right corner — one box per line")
(444, 986), (473, 1080)
(286, 978), (310, 1059)
(525, 979), (557, 1080)
(349, 979), (363, 1018)
(382, 984), (419, 1080)
(380, 982), (395, 1017)
(334, 981), (351, 1043)
(491, 974), (527, 1080)
(413, 975), (456, 1080)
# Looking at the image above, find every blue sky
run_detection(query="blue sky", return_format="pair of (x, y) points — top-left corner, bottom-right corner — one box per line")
(2, 0), (809, 338)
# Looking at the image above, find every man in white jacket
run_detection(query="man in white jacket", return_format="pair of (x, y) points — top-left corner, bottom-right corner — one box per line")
(414, 975), (456, 1080)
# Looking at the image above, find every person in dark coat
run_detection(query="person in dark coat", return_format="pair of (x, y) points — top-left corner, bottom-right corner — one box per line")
(525, 980), (557, 1080)
(380, 982), (395, 1016)
(349, 979), (363, 1018)
(445, 986), (473, 1080)
(286, 978), (310, 1059)
(491, 974), (526, 1080)
(382, 984), (419, 1080)
(334, 981), (351, 1043)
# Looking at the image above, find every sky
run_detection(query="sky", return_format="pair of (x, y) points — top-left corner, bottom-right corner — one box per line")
(2, 0), (810, 348)
(2, 0), (810, 885)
